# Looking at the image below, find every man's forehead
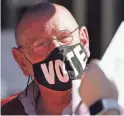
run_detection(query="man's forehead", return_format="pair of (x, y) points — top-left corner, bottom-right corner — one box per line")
(16, 3), (78, 47)
(17, 18), (60, 47)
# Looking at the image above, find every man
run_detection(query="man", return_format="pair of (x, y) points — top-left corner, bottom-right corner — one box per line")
(1, 3), (120, 115)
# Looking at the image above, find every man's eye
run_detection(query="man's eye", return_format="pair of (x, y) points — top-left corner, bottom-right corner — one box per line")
(39, 43), (44, 46)
(40, 41), (50, 46)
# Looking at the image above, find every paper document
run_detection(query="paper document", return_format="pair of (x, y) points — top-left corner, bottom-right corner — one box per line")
(100, 22), (124, 108)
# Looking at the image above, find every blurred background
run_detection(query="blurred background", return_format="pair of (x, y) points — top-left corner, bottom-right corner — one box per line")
(1, 0), (124, 98)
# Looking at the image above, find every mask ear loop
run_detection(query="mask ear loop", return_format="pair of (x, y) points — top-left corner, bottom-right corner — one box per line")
(25, 76), (31, 97)
(30, 76), (40, 113)
(19, 48), (40, 113)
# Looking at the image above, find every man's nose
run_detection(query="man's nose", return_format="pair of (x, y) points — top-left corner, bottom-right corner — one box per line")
(50, 36), (61, 48)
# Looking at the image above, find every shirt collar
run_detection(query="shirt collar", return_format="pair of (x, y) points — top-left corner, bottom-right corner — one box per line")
(18, 81), (72, 115)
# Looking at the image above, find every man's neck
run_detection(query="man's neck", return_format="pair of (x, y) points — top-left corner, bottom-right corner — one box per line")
(38, 84), (72, 115)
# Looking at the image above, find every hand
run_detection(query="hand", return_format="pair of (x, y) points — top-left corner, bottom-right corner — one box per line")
(79, 60), (118, 107)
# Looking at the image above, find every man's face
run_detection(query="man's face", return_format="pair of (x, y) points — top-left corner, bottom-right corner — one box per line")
(12, 26), (90, 80)
(12, 5), (90, 82)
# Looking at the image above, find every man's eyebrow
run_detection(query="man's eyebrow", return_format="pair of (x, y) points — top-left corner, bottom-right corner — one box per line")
(27, 35), (51, 48)
(57, 27), (79, 38)
(23, 36), (40, 48)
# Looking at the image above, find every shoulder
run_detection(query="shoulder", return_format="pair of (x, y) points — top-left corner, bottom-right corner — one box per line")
(1, 93), (20, 106)
(1, 92), (27, 115)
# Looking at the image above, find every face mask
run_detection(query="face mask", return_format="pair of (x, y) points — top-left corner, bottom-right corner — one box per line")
(32, 43), (88, 91)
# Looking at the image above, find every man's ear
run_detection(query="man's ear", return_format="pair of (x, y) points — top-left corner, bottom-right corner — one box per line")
(80, 26), (90, 57)
(12, 47), (29, 76)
